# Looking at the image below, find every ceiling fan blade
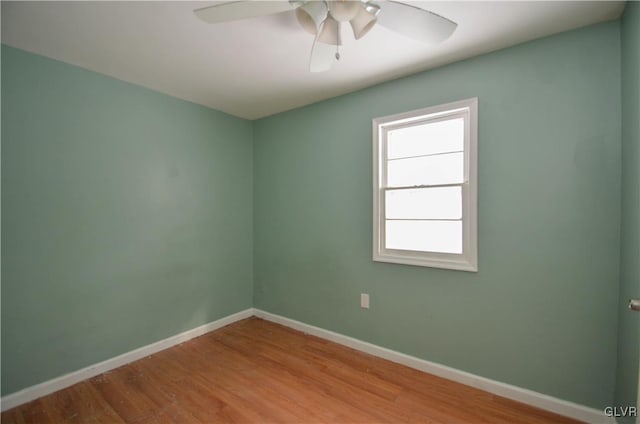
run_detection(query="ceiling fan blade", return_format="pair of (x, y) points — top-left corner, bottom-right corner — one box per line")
(376, 1), (457, 44)
(309, 40), (336, 72)
(309, 22), (336, 72)
(195, 1), (299, 24)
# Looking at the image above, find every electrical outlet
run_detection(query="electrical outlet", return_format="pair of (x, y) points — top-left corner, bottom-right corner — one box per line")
(360, 293), (370, 309)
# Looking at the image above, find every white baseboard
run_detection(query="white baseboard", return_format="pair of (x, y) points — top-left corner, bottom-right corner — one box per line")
(0, 308), (254, 412)
(1, 307), (612, 423)
(253, 308), (611, 424)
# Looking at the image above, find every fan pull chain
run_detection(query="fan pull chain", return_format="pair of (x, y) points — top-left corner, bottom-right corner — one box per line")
(334, 21), (341, 61)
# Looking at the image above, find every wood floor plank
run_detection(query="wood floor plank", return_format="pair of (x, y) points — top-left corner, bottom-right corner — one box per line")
(134, 357), (251, 423)
(7, 399), (52, 424)
(0, 405), (28, 424)
(213, 327), (411, 422)
(227, 322), (405, 402)
(197, 337), (377, 423)
(177, 340), (328, 420)
(195, 335), (380, 423)
(2, 317), (583, 423)
(106, 364), (201, 424)
(38, 381), (125, 424)
(136, 350), (270, 423)
(90, 370), (169, 423)
(163, 344), (308, 423)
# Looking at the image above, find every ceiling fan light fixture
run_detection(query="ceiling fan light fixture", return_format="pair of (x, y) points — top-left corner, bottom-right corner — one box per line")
(295, 1), (329, 34)
(328, 0), (360, 22)
(318, 16), (342, 46)
(350, 4), (378, 40)
(295, 8), (315, 34)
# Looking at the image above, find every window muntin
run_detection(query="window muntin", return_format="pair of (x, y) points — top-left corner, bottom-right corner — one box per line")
(373, 98), (478, 271)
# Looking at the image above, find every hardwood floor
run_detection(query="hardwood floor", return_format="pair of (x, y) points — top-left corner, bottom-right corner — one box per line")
(2, 318), (581, 423)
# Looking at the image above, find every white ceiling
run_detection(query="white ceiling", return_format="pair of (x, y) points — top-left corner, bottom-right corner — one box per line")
(1, 1), (625, 119)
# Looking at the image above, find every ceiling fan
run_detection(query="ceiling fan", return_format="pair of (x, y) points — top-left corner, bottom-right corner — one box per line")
(194, 1), (457, 72)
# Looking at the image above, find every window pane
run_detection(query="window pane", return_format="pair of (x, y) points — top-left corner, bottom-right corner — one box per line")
(385, 220), (462, 254)
(387, 152), (463, 187)
(386, 186), (461, 220)
(387, 118), (464, 160)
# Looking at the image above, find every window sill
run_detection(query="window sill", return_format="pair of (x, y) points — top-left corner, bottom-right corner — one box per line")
(373, 251), (478, 272)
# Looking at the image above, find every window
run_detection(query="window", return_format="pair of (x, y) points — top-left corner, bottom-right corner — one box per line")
(373, 98), (478, 271)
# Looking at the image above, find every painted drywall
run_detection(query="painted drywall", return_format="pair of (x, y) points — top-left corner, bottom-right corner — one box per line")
(253, 22), (621, 409)
(615, 1), (640, 420)
(1, 45), (253, 395)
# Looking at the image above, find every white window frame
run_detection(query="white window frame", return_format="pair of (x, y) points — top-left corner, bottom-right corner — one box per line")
(372, 98), (478, 272)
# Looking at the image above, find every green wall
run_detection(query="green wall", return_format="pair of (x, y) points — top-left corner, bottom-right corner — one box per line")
(253, 22), (622, 409)
(615, 1), (640, 418)
(1, 46), (254, 395)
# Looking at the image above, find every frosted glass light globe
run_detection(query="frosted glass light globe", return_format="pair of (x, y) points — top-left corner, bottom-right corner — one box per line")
(328, 0), (360, 22)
